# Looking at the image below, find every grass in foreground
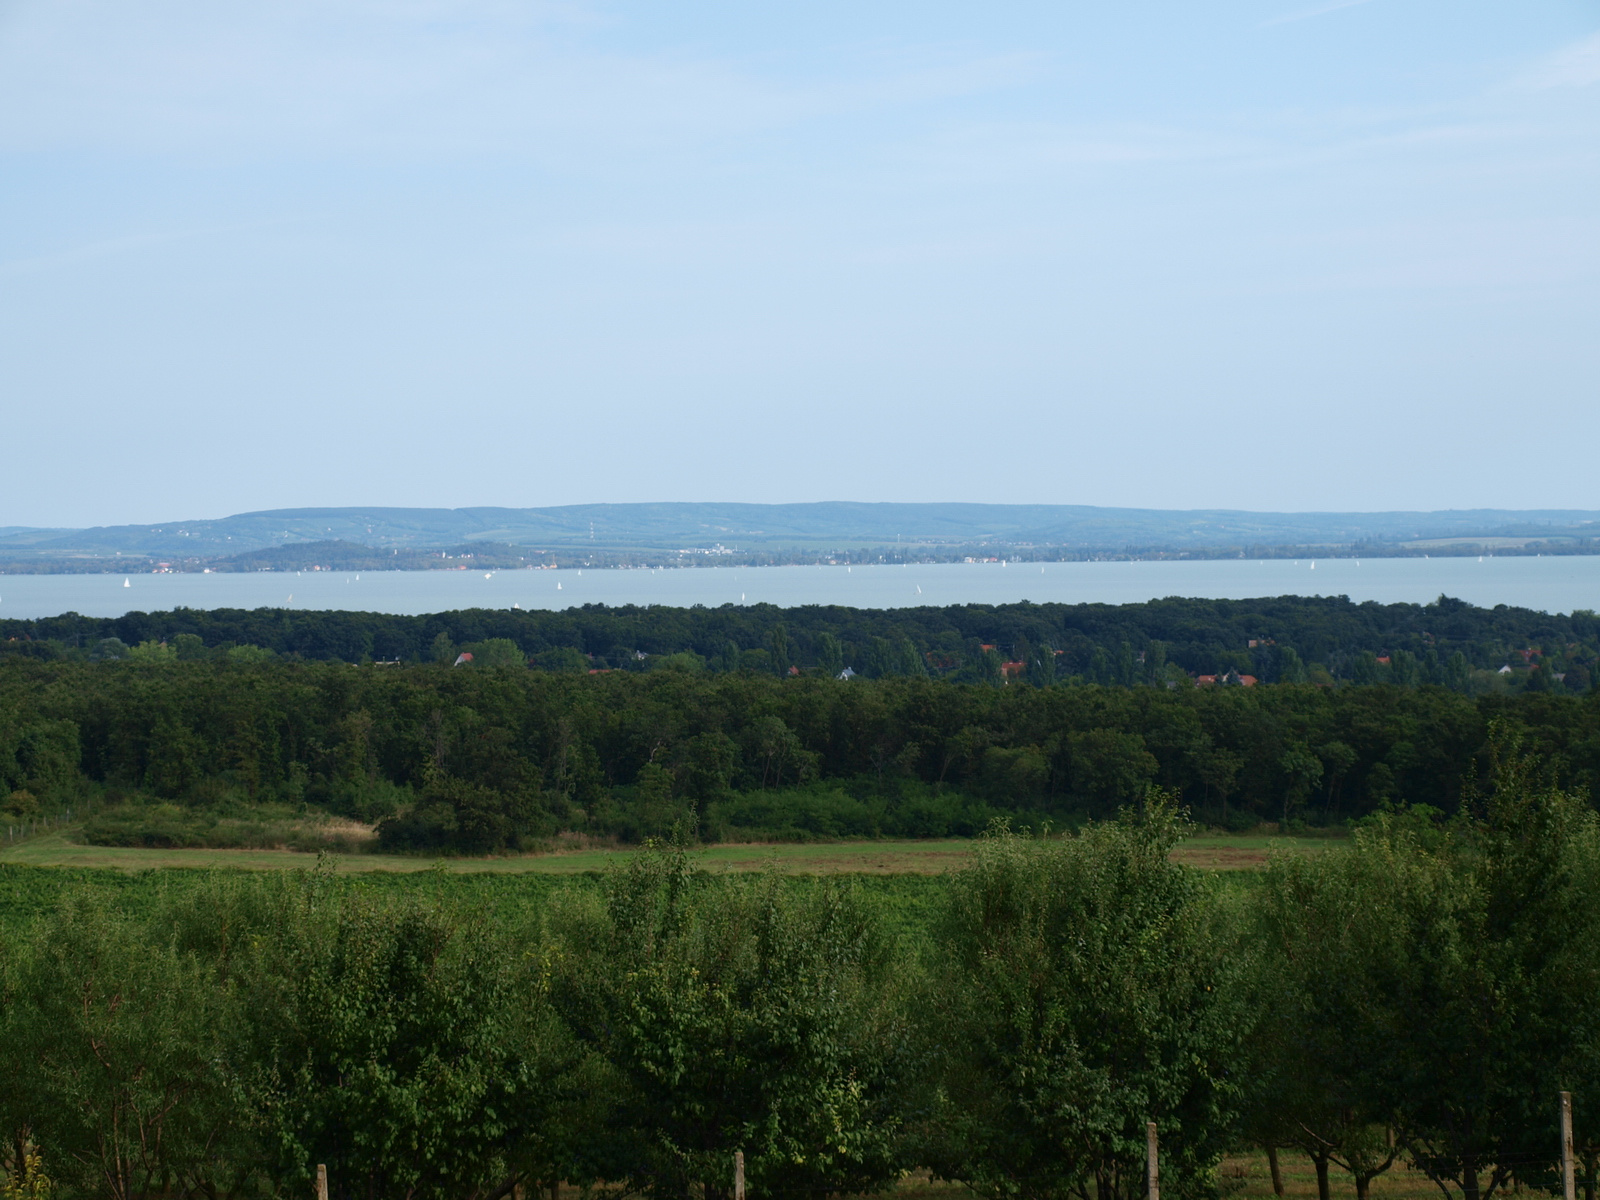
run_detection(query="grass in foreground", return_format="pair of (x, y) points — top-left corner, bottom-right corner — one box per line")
(1217, 1149), (1443, 1200)
(0, 830), (1338, 874)
(869, 1150), (1442, 1200)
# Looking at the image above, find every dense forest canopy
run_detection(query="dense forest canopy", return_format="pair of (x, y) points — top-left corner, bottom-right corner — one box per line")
(4, 593), (1598, 691)
(3, 650), (1599, 853)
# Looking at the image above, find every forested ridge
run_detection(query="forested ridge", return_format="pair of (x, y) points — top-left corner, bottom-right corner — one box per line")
(9, 500), (1596, 559)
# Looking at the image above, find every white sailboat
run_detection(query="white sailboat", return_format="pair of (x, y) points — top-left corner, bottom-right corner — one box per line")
(122, 578), (130, 588)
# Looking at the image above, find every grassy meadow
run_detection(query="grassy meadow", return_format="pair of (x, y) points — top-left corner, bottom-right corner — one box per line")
(0, 827), (1333, 942)
(1217, 1151), (1440, 1200)
(0, 828), (1337, 874)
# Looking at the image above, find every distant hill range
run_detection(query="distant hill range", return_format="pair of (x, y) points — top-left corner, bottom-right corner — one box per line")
(2, 503), (1598, 572)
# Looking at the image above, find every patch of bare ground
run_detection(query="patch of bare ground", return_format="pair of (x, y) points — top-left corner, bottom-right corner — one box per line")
(1170, 844), (1273, 870)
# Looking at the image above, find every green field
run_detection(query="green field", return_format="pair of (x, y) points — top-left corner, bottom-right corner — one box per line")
(0, 852), (956, 943)
(0, 830), (1337, 874)
(0, 829), (1334, 944)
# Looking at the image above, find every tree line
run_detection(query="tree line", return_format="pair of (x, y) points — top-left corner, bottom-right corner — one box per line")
(3, 594), (1598, 691)
(4, 743), (1600, 1200)
(4, 656), (1600, 851)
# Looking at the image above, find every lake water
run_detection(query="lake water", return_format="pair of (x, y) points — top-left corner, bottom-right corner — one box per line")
(0, 556), (1598, 620)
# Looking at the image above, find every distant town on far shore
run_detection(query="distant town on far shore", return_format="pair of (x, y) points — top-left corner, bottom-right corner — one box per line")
(3, 501), (1599, 574)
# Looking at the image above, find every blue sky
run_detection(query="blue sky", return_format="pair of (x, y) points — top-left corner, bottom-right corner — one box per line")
(2, 0), (1597, 527)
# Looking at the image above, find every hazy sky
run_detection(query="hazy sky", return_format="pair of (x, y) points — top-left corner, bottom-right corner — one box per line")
(3, 0), (1597, 527)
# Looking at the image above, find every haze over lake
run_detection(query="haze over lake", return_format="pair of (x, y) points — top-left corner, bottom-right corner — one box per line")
(2, 557), (1598, 620)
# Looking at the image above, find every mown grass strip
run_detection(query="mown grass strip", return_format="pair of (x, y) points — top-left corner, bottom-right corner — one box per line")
(0, 830), (1338, 874)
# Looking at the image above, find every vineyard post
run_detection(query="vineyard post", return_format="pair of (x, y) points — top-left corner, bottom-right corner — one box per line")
(1564, 1092), (1576, 1200)
(735, 1149), (745, 1200)
(317, 1163), (328, 1200)
(1147, 1122), (1159, 1200)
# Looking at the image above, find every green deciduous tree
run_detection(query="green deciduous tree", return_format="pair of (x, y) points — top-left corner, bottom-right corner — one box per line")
(1277, 742), (1323, 827)
(0, 897), (250, 1200)
(463, 638), (528, 669)
(1249, 841), (1414, 1200)
(921, 799), (1252, 1200)
(1259, 728), (1600, 1200)
(1276, 646), (1308, 684)
(1067, 729), (1158, 816)
(550, 842), (910, 1200)
(1379, 733), (1600, 1200)
(430, 631), (456, 664)
(235, 872), (572, 1200)
(816, 632), (845, 677)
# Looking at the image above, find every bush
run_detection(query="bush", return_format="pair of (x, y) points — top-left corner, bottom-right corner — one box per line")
(4, 789), (39, 817)
(461, 638), (526, 669)
(80, 802), (372, 852)
(702, 783), (1036, 841)
(375, 772), (550, 854)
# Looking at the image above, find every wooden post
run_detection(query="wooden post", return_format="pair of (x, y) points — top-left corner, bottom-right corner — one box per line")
(316, 1164), (328, 1200)
(1561, 1094), (1574, 1200)
(735, 1150), (745, 1200)
(1147, 1122), (1159, 1200)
